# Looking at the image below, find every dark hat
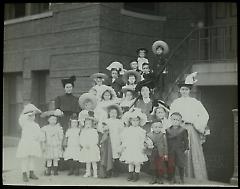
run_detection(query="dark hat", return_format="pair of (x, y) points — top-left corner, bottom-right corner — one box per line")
(135, 78), (155, 92)
(61, 75), (76, 88)
(152, 99), (170, 112)
(136, 48), (148, 54)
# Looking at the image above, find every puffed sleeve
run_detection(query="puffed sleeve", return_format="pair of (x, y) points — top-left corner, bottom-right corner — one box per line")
(193, 100), (209, 134)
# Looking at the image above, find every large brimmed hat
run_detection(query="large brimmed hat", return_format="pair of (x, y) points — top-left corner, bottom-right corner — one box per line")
(122, 70), (141, 84)
(78, 93), (97, 110)
(40, 109), (64, 118)
(106, 61), (126, 75)
(99, 85), (117, 100)
(104, 103), (123, 117)
(61, 75), (76, 88)
(152, 40), (169, 55)
(22, 103), (42, 116)
(151, 99), (170, 115)
(90, 73), (108, 80)
(122, 108), (147, 127)
(177, 72), (198, 89)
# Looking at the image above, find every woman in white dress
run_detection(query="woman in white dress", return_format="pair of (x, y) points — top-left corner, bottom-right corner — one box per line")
(120, 108), (148, 182)
(169, 72), (210, 180)
(16, 103), (44, 182)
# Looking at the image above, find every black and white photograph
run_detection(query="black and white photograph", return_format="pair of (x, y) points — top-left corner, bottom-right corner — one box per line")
(3, 2), (238, 186)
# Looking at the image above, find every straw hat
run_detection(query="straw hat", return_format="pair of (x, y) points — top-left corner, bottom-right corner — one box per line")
(22, 103), (42, 116)
(121, 85), (136, 94)
(152, 40), (169, 55)
(90, 73), (108, 80)
(177, 72), (198, 89)
(122, 70), (141, 84)
(99, 85), (117, 100)
(106, 61), (126, 75)
(151, 99), (170, 114)
(122, 108), (147, 127)
(78, 93), (97, 110)
(104, 103), (123, 118)
(40, 109), (64, 118)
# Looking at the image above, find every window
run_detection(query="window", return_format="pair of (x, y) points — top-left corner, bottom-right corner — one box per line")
(123, 3), (158, 15)
(4, 3), (51, 20)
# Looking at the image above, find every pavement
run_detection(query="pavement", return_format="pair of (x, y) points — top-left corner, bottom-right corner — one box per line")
(2, 136), (236, 186)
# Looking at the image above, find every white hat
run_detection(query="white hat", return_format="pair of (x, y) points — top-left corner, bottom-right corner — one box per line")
(99, 85), (117, 101)
(185, 72), (198, 84)
(22, 103), (41, 115)
(122, 108), (147, 127)
(78, 93), (97, 110)
(106, 61), (126, 75)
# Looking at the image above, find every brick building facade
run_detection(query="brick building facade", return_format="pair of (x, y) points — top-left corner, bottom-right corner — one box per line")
(3, 2), (237, 183)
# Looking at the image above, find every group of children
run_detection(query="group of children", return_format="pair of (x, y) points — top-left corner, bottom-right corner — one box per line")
(16, 45), (190, 184)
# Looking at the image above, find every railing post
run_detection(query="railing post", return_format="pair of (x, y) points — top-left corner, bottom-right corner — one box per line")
(230, 109), (238, 185)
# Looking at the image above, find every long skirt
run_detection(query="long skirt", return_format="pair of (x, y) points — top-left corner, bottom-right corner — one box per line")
(184, 123), (208, 180)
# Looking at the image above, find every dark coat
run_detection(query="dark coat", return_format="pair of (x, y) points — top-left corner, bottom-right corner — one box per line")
(54, 93), (81, 134)
(166, 125), (189, 168)
(104, 77), (125, 98)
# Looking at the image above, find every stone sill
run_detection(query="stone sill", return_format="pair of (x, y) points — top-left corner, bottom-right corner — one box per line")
(4, 11), (53, 26)
(120, 8), (166, 21)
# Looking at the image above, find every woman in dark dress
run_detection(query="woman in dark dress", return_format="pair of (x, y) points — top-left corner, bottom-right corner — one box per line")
(54, 75), (81, 170)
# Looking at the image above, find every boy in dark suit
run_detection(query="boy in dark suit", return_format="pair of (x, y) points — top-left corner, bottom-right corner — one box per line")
(166, 112), (189, 184)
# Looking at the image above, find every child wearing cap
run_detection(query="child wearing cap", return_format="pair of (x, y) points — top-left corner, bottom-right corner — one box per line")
(166, 112), (189, 184)
(79, 116), (100, 178)
(120, 108), (148, 182)
(147, 121), (168, 184)
(63, 114), (82, 176)
(16, 103), (44, 182)
(41, 110), (64, 176)
(101, 104), (124, 177)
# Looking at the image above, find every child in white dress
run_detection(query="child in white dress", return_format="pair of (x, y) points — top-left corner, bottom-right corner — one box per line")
(120, 108), (148, 182)
(16, 103), (44, 182)
(103, 104), (124, 177)
(41, 109), (64, 176)
(63, 114), (82, 176)
(79, 116), (100, 178)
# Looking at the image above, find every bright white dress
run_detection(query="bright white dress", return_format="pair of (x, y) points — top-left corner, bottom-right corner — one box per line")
(120, 126), (148, 164)
(41, 124), (63, 159)
(16, 114), (44, 158)
(63, 127), (81, 161)
(105, 118), (124, 159)
(78, 110), (90, 127)
(79, 128), (100, 163)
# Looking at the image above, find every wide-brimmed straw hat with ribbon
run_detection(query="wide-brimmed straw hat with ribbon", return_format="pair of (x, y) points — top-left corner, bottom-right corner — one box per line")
(177, 72), (198, 89)
(22, 103), (42, 116)
(106, 61), (126, 75)
(122, 108), (147, 127)
(40, 109), (64, 118)
(122, 70), (141, 84)
(78, 93), (97, 110)
(99, 85), (117, 100)
(152, 40), (169, 55)
(104, 103), (123, 118)
(90, 73), (108, 80)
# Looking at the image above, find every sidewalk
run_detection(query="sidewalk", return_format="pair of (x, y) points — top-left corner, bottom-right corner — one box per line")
(3, 147), (235, 186)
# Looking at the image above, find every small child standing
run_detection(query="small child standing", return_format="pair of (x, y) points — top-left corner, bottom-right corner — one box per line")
(41, 109), (64, 176)
(147, 121), (168, 184)
(63, 114), (82, 176)
(79, 116), (100, 178)
(136, 48), (149, 71)
(103, 104), (124, 177)
(166, 112), (189, 184)
(120, 108), (148, 182)
(16, 103), (44, 182)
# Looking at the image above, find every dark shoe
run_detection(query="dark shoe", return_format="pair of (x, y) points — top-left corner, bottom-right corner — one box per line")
(29, 171), (39, 180)
(22, 172), (29, 182)
(157, 177), (164, 184)
(127, 172), (133, 181)
(53, 166), (58, 176)
(149, 176), (157, 184)
(132, 172), (139, 182)
(45, 167), (51, 176)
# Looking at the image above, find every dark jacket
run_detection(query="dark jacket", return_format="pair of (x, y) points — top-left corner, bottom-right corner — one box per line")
(104, 77), (125, 98)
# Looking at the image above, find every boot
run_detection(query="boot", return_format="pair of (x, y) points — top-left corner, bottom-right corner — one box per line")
(29, 170), (39, 180)
(22, 172), (29, 182)
(149, 175), (157, 184)
(132, 172), (139, 182)
(53, 166), (58, 176)
(45, 167), (51, 176)
(127, 172), (133, 181)
(74, 161), (80, 176)
(68, 160), (74, 176)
